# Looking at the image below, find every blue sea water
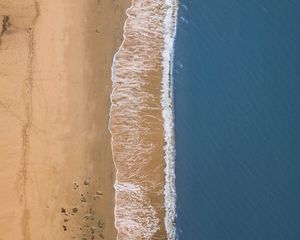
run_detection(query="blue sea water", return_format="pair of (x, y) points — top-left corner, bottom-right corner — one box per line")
(174, 1), (300, 239)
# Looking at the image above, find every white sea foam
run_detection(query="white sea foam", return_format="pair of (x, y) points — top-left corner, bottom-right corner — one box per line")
(162, 1), (178, 239)
(109, 0), (179, 239)
(180, 16), (189, 24)
(182, 4), (188, 10)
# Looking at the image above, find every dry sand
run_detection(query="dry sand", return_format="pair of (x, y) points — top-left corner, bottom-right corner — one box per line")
(0, 0), (130, 239)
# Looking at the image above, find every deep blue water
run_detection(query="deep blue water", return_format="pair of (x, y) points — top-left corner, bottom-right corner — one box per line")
(174, 1), (300, 239)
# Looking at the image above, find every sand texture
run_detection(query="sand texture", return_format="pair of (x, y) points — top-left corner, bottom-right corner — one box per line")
(0, 0), (130, 239)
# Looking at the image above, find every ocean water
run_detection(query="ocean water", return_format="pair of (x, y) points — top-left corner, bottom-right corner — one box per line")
(174, 1), (300, 240)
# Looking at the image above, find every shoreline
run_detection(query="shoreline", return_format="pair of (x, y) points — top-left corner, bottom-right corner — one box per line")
(0, 0), (130, 239)
(109, 0), (178, 239)
(110, 0), (167, 236)
(162, 1), (179, 239)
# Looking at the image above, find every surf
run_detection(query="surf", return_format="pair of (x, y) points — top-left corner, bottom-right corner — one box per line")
(109, 0), (179, 239)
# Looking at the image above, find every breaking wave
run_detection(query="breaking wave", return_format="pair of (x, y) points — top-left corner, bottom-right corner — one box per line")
(109, 0), (178, 239)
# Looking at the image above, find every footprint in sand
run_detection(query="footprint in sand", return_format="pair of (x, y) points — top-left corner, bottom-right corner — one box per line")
(84, 180), (89, 186)
(72, 207), (79, 213)
(81, 194), (87, 203)
(73, 182), (79, 190)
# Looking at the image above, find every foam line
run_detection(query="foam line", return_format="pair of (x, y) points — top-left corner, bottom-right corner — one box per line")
(162, 1), (178, 239)
(109, 0), (179, 239)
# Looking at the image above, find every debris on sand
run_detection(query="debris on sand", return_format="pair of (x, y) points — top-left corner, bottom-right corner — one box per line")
(72, 207), (79, 213)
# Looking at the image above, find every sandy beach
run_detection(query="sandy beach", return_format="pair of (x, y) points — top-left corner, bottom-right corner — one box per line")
(0, 0), (130, 239)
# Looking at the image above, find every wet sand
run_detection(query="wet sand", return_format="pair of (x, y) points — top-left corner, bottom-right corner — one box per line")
(110, 1), (178, 239)
(0, 0), (130, 239)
